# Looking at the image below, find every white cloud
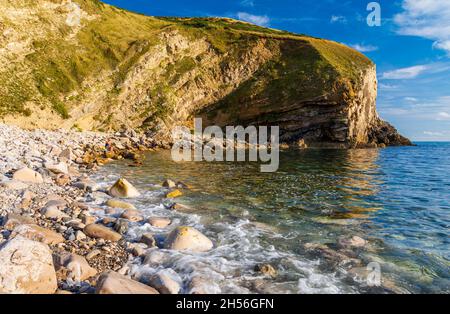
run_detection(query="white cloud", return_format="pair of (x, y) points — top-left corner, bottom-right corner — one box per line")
(382, 65), (429, 80)
(240, 0), (254, 7)
(404, 97), (418, 102)
(379, 83), (399, 90)
(423, 131), (444, 136)
(237, 12), (269, 26)
(394, 0), (450, 55)
(348, 43), (378, 52)
(330, 15), (347, 24)
(437, 112), (450, 120)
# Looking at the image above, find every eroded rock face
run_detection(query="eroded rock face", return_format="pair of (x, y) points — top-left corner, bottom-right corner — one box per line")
(164, 226), (213, 252)
(0, 237), (57, 294)
(95, 271), (159, 294)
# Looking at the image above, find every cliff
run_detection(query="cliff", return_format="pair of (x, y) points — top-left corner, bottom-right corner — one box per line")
(0, 0), (411, 147)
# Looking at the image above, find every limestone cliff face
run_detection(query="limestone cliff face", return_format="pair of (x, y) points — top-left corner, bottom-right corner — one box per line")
(0, 0), (411, 147)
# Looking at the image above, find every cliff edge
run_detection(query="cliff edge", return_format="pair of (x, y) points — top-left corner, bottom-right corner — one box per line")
(0, 0), (411, 147)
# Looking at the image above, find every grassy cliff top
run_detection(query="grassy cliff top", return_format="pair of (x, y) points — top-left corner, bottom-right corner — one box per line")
(0, 0), (373, 124)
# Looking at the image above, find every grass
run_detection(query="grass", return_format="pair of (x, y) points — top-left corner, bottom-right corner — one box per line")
(0, 0), (374, 128)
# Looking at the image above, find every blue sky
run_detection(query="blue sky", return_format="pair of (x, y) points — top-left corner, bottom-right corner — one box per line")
(103, 0), (450, 141)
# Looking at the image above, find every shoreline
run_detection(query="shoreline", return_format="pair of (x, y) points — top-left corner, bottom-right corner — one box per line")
(0, 123), (410, 294)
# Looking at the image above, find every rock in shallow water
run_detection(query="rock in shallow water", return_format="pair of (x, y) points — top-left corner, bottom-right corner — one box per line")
(166, 189), (183, 199)
(149, 269), (181, 294)
(0, 236), (57, 294)
(105, 199), (136, 210)
(148, 217), (171, 228)
(95, 271), (159, 294)
(120, 209), (144, 222)
(109, 178), (140, 198)
(164, 226), (213, 252)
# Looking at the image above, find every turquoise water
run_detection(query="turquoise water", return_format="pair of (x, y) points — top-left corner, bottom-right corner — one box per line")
(95, 143), (450, 294)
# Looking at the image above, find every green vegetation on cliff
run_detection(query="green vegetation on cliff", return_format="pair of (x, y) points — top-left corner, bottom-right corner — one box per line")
(0, 0), (372, 133)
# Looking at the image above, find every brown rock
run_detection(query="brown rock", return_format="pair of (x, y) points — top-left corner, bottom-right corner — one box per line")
(148, 217), (171, 228)
(1, 213), (35, 231)
(95, 271), (159, 294)
(106, 199), (136, 210)
(254, 264), (278, 278)
(84, 224), (122, 242)
(164, 226), (213, 252)
(11, 224), (64, 245)
(121, 209), (143, 222)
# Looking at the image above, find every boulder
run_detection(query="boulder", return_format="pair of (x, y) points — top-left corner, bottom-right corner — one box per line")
(95, 271), (159, 294)
(120, 209), (143, 222)
(109, 178), (140, 198)
(84, 224), (122, 242)
(149, 269), (181, 294)
(40, 206), (70, 220)
(12, 167), (43, 184)
(53, 252), (97, 281)
(106, 199), (136, 210)
(164, 226), (213, 252)
(11, 224), (64, 245)
(148, 217), (171, 228)
(0, 236), (57, 294)
(1, 213), (35, 231)
(166, 189), (183, 198)
(44, 162), (68, 174)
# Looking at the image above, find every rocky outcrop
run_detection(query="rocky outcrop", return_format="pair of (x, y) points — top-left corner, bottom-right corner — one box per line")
(0, 0), (410, 147)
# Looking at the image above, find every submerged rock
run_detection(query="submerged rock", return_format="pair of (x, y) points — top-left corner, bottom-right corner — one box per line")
(95, 271), (159, 294)
(109, 178), (141, 198)
(0, 236), (57, 294)
(337, 236), (367, 248)
(164, 226), (213, 252)
(12, 167), (43, 184)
